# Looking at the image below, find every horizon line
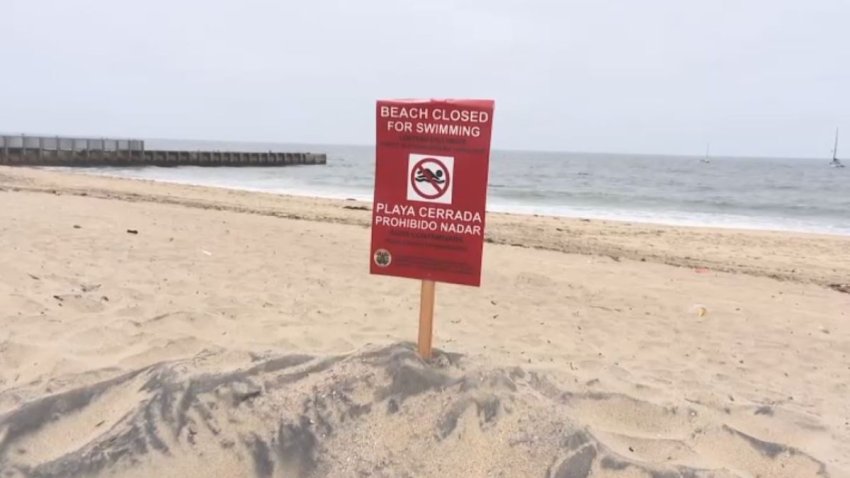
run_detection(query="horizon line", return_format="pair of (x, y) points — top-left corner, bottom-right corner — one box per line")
(0, 130), (836, 162)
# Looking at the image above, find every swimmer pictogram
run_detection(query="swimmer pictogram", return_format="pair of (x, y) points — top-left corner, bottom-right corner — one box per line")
(407, 154), (454, 204)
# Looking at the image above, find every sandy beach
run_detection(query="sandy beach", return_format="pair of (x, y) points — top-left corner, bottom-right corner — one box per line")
(0, 166), (848, 477)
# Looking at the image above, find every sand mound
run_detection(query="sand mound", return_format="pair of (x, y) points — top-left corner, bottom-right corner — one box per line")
(0, 344), (828, 478)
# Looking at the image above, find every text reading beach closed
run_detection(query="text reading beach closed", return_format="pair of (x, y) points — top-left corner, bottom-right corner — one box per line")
(370, 99), (495, 286)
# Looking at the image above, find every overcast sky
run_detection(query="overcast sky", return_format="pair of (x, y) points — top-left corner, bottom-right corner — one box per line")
(2, 0), (848, 158)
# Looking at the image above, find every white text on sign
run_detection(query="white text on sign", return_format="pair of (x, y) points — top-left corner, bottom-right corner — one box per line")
(373, 202), (483, 236)
(381, 106), (490, 137)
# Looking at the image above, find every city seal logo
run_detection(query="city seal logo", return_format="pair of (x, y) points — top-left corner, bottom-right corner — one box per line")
(374, 249), (392, 268)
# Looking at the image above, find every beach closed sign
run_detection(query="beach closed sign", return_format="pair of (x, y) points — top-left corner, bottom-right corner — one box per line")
(370, 99), (495, 286)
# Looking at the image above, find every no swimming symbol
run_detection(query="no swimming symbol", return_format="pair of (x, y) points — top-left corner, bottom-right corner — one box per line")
(407, 154), (454, 204)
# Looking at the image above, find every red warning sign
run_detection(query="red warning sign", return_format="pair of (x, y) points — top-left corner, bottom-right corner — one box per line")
(370, 99), (495, 286)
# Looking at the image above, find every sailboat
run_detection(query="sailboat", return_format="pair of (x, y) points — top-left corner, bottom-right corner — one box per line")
(700, 143), (711, 164)
(831, 129), (845, 168)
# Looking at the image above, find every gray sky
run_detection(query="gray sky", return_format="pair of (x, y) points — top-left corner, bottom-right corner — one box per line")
(2, 0), (848, 158)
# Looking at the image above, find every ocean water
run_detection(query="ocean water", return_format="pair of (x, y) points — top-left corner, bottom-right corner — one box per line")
(81, 139), (850, 235)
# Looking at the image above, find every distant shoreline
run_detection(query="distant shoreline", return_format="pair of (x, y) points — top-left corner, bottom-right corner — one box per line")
(60, 166), (850, 238)
(4, 165), (849, 288)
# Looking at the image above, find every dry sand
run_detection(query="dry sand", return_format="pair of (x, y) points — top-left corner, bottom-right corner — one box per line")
(0, 166), (848, 477)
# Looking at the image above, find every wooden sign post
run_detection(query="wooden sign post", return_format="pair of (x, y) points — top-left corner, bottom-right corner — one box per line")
(418, 280), (436, 359)
(370, 99), (495, 360)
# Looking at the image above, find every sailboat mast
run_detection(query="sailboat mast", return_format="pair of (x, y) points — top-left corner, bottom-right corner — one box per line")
(834, 128), (840, 161)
